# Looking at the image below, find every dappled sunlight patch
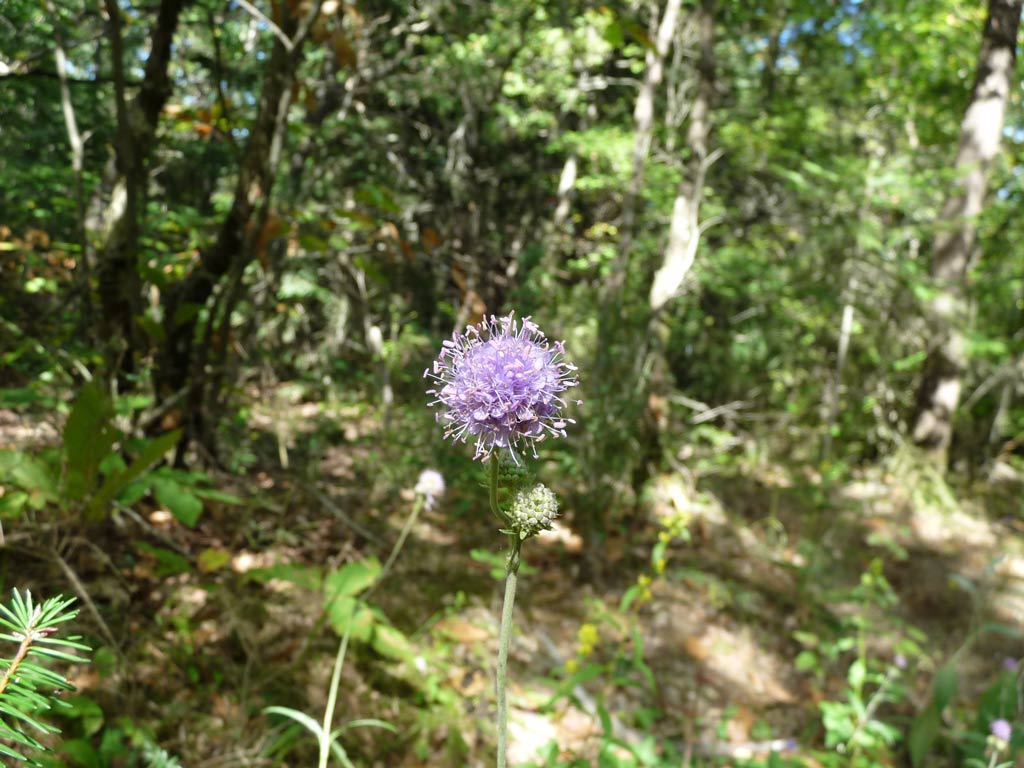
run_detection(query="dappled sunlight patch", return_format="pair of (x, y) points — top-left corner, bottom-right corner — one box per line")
(648, 582), (799, 708)
(0, 408), (61, 449)
(536, 519), (584, 553)
(908, 503), (998, 551)
(509, 706), (598, 765)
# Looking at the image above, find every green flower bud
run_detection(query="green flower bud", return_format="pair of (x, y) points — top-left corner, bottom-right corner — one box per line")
(497, 454), (533, 489)
(509, 484), (559, 540)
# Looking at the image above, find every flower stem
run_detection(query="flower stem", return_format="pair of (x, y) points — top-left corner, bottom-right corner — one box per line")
(490, 454), (520, 768)
(318, 496), (424, 768)
(318, 628), (351, 768)
(496, 534), (521, 768)
(489, 454), (507, 526)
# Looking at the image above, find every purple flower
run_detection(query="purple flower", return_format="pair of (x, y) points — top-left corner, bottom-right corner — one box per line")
(425, 314), (580, 461)
(1003, 657), (1019, 673)
(894, 654), (908, 670)
(991, 718), (1012, 742)
(414, 469), (445, 509)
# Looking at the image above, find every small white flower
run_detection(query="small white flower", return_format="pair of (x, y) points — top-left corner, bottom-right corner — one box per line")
(414, 469), (446, 509)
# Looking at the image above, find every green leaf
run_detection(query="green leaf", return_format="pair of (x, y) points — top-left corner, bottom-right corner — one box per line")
(0, 491), (28, 518)
(62, 696), (104, 737)
(86, 430), (181, 520)
(0, 451), (58, 503)
(135, 543), (191, 577)
(117, 479), (150, 506)
(795, 650), (818, 672)
(933, 663), (958, 710)
(371, 622), (413, 661)
(58, 738), (102, 768)
(337, 718), (397, 734)
(327, 598), (374, 641)
(247, 564), (323, 590)
(192, 487), (245, 505)
(63, 382), (116, 502)
(263, 706), (325, 739)
(908, 703), (940, 766)
(151, 477), (203, 528)
(329, 739), (356, 768)
(324, 558), (382, 600)
(980, 622), (1022, 638)
(197, 548), (232, 573)
(603, 20), (624, 48)
(92, 647), (118, 679)
(848, 658), (866, 691)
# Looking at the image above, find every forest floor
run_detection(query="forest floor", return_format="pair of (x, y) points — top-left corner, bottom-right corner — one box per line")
(1, 397), (1022, 767)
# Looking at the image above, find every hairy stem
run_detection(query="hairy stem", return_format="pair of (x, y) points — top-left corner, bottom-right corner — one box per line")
(496, 535), (521, 768)
(489, 454), (506, 526)
(491, 455), (521, 768)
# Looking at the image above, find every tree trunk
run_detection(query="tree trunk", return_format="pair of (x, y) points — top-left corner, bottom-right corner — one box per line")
(643, 0), (715, 455)
(601, 0), (682, 312)
(821, 276), (857, 462)
(648, 0), (713, 318)
(95, 0), (190, 384)
(45, 0), (91, 330)
(911, 0), (1022, 463)
(155, 1), (322, 456)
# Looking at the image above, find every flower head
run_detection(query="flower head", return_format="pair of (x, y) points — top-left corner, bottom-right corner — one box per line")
(425, 314), (580, 461)
(1003, 657), (1019, 673)
(414, 469), (446, 509)
(991, 718), (1012, 743)
(508, 483), (559, 540)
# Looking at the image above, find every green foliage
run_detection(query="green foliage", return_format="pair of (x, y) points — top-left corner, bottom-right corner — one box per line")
(2, 0), (1024, 764)
(0, 384), (184, 524)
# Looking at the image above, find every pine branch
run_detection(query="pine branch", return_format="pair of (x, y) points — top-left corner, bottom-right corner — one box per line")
(0, 591), (90, 766)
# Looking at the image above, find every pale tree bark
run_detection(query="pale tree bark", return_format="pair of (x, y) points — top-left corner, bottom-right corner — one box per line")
(647, 0), (714, 317)
(911, 0), (1022, 463)
(821, 276), (857, 462)
(643, 0), (715, 445)
(155, 0), (323, 455)
(602, 0), (682, 308)
(591, 0), (681, 441)
(45, 0), (91, 327)
(95, 0), (191, 383)
(553, 153), (578, 229)
(821, 153), (880, 461)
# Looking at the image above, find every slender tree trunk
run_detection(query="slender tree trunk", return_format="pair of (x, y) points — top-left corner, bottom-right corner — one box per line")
(155, 0), (322, 456)
(583, 0), (683, 516)
(821, 276), (857, 462)
(642, 0), (715, 458)
(46, 0), (91, 329)
(911, 0), (1022, 463)
(95, 0), (190, 385)
(648, 0), (714, 318)
(601, 0), (682, 311)
(552, 153), (577, 229)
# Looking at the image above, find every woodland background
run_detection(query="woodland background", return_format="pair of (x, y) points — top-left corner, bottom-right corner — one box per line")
(1, 0), (1024, 766)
